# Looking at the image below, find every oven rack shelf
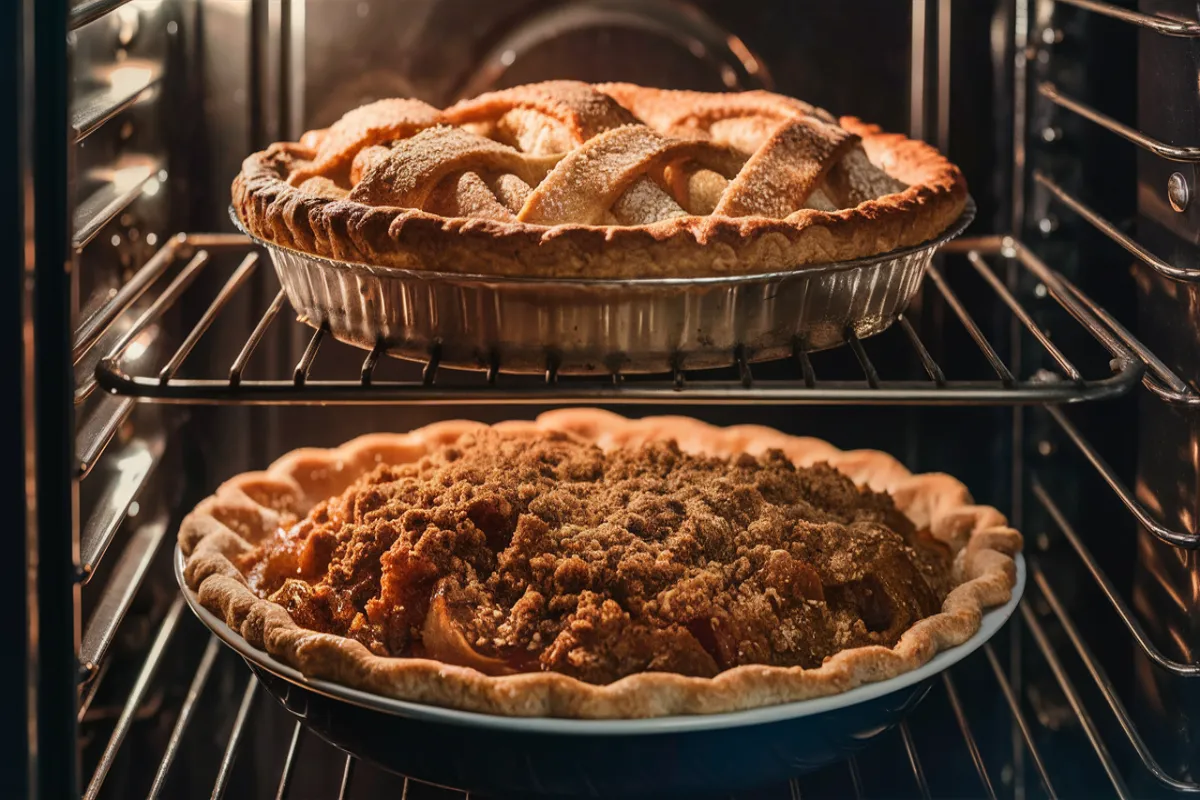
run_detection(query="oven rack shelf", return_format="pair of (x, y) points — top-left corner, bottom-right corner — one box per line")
(76, 469), (1200, 799)
(72, 241), (1200, 799)
(84, 232), (1153, 406)
(71, 409), (1200, 798)
(80, 544), (1194, 800)
(1033, 0), (1200, 286)
(1053, 0), (1200, 37)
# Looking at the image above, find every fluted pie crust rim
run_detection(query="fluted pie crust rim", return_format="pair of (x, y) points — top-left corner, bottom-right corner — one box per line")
(232, 86), (969, 279)
(179, 410), (1020, 719)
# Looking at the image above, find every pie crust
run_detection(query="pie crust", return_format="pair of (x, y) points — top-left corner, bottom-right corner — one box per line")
(232, 81), (968, 278)
(180, 410), (1021, 719)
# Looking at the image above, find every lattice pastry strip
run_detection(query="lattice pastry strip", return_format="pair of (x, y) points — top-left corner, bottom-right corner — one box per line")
(282, 82), (909, 227)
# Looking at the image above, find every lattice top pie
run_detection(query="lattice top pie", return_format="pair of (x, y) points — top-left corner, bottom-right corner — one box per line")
(234, 81), (968, 278)
(180, 410), (1020, 718)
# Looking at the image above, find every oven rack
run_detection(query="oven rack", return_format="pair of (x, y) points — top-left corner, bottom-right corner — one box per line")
(78, 533), (1191, 800)
(71, 249), (1200, 799)
(84, 233), (1152, 406)
(73, 424), (1200, 798)
(71, 417), (1200, 798)
(1020, 0), (1200, 302)
(1053, 0), (1200, 37)
(1034, 69), (1200, 285)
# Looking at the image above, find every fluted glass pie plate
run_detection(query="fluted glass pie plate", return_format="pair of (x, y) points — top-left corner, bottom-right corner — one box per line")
(176, 545), (1023, 799)
(231, 198), (975, 376)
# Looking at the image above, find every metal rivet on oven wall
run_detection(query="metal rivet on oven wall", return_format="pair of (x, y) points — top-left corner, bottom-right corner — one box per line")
(1037, 215), (1058, 235)
(1041, 126), (1062, 143)
(1168, 172), (1190, 212)
(1037, 440), (1055, 456)
(1034, 283), (1048, 298)
(1036, 532), (1051, 551)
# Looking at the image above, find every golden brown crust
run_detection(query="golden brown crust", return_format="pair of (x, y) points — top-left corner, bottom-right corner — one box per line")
(179, 410), (1020, 719)
(232, 82), (968, 279)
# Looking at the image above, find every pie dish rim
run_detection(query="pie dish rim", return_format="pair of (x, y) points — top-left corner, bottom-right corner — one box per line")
(178, 408), (1022, 719)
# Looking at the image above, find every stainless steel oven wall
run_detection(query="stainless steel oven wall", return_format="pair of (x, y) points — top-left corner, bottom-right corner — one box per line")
(1135, 0), (1200, 787)
(68, 4), (195, 799)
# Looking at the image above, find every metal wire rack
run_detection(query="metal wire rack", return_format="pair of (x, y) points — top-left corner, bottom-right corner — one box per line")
(86, 233), (1154, 406)
(76, 548), (1196, 800)
(1034, 77), (1200, 285)
(71, 409), (1200, 798)
(70, 237), (1200, 800)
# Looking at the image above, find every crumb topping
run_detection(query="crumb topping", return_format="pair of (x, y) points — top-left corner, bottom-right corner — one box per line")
(239, 431), (952, 685)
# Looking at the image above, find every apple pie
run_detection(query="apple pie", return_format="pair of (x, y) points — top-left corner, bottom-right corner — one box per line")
(233, 81), (968, 278)
(180, 410), (1019, 718)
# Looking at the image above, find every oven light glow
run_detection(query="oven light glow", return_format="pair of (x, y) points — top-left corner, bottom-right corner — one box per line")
(124, 329), (156, 363)
(124, 340), (147, 361)
(111, 164), (153, 194)
(111, 446), (154, 499)
(107, 65), (154, 97)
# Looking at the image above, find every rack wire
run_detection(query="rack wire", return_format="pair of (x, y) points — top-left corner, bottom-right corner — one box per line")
(1035, 81), (1200, 286)
(1052, 0), (1200, 37)
(86, 233), (1152, 406)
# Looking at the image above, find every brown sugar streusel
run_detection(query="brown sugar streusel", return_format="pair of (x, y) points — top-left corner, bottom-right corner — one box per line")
(239, 430), (952, 685)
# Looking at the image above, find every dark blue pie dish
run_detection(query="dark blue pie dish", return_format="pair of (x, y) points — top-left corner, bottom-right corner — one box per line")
(177, 548), (1024, 799)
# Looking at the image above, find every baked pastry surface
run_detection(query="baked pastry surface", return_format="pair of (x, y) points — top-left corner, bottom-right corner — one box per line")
(233, 81), (968, 278)
(180, 410), (1020, 719)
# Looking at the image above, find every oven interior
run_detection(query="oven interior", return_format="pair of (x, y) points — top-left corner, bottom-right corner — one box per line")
(12, 0), (1200, 797)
